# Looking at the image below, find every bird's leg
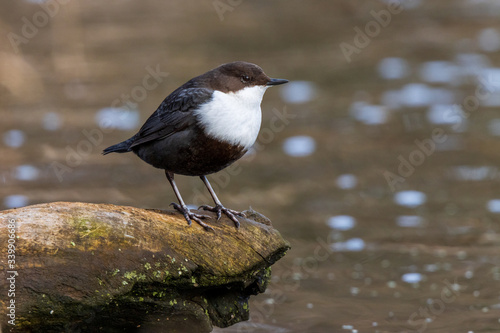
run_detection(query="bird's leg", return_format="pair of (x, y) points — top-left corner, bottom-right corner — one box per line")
(198, 175), (244, 228)
(165, 171), (213, 231)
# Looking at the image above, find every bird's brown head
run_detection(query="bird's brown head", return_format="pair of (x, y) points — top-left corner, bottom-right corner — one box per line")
(201, 61), (288, 93)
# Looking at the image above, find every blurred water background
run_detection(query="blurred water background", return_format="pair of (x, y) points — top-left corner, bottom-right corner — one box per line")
(1, 1), (500, 332)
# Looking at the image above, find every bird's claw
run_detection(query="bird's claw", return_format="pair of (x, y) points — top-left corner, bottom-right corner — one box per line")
(199, 204), (244, 228)
(170, 203), (213, 231)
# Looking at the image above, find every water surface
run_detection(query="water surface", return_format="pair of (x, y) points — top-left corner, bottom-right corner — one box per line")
(1, 1), (500, 332)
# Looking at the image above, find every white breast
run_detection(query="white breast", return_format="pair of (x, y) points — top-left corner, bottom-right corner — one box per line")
(194, 85), (267, 150)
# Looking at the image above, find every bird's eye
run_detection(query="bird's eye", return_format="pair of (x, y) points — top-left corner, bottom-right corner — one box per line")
(241, 75), (251, 83)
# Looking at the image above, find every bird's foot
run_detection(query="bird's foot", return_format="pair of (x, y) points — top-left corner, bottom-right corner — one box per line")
(198, 204), (245, 228)
(170, 203), (213, 231)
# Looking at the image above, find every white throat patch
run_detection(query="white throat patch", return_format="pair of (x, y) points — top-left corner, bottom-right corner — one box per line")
(194, 85), (267, 150)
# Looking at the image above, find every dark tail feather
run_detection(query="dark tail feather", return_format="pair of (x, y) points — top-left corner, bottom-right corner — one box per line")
(102, 138), (134, 155)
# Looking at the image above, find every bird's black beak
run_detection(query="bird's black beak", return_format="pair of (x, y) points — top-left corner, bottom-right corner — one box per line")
(267, 78), (289, 86)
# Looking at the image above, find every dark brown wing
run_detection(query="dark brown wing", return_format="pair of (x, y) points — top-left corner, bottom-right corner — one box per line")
(129, 87), (213, 148)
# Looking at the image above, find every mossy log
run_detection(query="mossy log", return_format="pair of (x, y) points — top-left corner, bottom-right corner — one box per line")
(0, 202), (290, 332)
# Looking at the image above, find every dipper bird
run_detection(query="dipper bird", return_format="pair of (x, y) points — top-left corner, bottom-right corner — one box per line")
(103, 61), (288, 230)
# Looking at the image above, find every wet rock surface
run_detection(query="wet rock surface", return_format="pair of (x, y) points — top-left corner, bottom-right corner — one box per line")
(0, 202), (289, 332)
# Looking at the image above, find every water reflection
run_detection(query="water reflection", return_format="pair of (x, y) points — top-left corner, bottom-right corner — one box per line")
(426, 104), (466, 126)
(377, 57), (410, 80)
(419, 61), (459, 84)
(279, 81), (316, 104)
(95, 107), (140, 131)
(330, 238), (365, 252)
(3, 195), (28, 208)
(327, 215), (356, 231)
(455, 53), (490, 77)
(383, 84), (458, 110)
(42, 112), (62, 131)
(479, 67), (500, 93)
(487, 199), (500, 213)
(349, 102), (389, 125)
(477, 28), (500, 52)
(401, 272), (423, 284)
(282, 135), (316, 157)
(3, 129), (25, 148)
(396, 215), (425, 228)
(393, 190), (427, 208)
(451, 165), (497, 181)
(399, 83), (434, 107)
(14, 165), (40, 181)
(335, 174), (357, 190)
(482, 91), (500, 107)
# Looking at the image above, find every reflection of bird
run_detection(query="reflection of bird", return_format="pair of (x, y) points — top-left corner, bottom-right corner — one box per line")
(103, 61), (288, 230)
